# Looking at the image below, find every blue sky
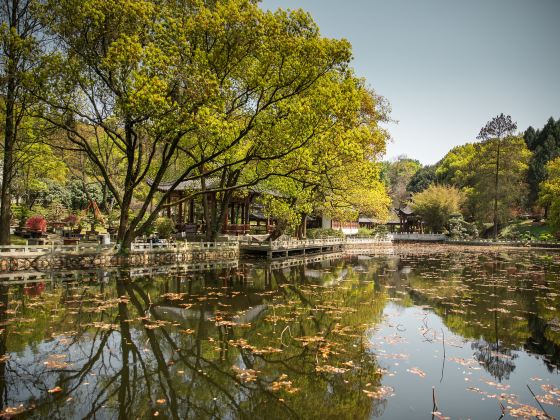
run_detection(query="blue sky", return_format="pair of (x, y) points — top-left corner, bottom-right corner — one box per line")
(262, 0), (560, 164)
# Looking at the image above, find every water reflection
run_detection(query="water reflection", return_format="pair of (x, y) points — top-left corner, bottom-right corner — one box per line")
(0, 250), (558, 418)
(0, 258), (388, 418)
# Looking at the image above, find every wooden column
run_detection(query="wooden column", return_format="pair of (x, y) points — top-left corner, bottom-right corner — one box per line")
(189, 199), (195, 224)
(166, 195), (171, 218)
(178, 193), (183, 225)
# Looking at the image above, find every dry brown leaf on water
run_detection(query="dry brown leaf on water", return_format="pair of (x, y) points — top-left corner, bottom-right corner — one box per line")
(315, 365), (348, 374)
(0, 404), (27, 417)
(406, 367), (426, 378)
(431, 411), (450, 420)
(508, 403), (546, 418)
(232, 366), (260, 383)
(362, 386), (394, 399)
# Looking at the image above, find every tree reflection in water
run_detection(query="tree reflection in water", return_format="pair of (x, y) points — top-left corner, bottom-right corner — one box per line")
(393, 248), (560, 380)
(0, 259), (389, 418)
(0, 250), (558, 418)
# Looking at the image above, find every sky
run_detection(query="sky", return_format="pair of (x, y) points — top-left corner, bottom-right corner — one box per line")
(261, 0), (560, 164)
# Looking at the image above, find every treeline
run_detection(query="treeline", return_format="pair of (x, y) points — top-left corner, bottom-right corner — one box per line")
(0, 0), (391, 249)
(383, 116), (560, 238)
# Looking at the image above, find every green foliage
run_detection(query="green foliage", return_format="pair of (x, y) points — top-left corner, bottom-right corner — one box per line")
(155, 217), (175, 239)
(539, 233), (554, 242)
(307, 228), (344, 239)
(435, 143), (477, 187)
(381, 156), (421, 207)
(68, 179), (103, 211)
(407, 164), (438, 193)
(524, 117), (560, 205)
(498, 219), (553, 241)
(11, 205), (31, 227)
(435, 136), (530, 225)
(34, 0), (390, 248)
(411, 185), (464, 233)
(539, 156), (560, 232)
(445, 213), (478, 240)
(357, 227), (375, 236)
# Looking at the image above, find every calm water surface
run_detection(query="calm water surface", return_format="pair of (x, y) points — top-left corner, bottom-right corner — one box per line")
(0, 248), (559, 419)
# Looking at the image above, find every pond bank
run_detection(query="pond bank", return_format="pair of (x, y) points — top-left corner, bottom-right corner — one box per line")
(0, 242), (239, 272)
(2, 237), (559, 273)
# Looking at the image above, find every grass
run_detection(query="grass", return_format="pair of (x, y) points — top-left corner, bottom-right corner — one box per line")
(9, 235), (27, 245)
(502, 219), (554, 240)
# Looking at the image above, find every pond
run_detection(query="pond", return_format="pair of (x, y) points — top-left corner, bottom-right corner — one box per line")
(0, 247), (559, 419)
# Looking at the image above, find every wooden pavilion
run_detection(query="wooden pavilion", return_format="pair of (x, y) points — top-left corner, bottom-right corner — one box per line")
(147, 179), (274, 236)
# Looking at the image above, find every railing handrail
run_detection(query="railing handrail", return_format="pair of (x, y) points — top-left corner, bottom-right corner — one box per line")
(0, 240), (240, 256)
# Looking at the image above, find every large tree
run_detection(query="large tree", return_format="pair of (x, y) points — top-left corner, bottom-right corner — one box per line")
(0, 0), (42, 244)
(470, 135), (530, 234)
(254, 80), (391, 239)
(38, 0), (353, 249)
(476, 114), (519, 239)
(434, 133), (530, 230)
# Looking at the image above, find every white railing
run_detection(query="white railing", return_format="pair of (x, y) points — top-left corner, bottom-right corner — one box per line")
(0, 241), (239, 256)
(129, 241), (239, 252)
(243, 237), (345, 250)
(0, 243), (115, 255)
(392, 233), (447, 241)
(346, 235), (392, 244)
(242, 236), (393, 250)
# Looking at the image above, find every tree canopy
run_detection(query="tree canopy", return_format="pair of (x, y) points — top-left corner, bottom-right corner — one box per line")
(410, 184), (463, 233)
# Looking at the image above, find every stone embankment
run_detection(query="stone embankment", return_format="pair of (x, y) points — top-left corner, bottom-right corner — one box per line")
(0, 242), (239, 272)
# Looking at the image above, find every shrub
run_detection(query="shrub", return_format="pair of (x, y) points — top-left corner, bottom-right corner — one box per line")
(307, 228), (344, 239)
(411, 185), (464, 233)
(12, 205), (31, 227)
(539, 233), (554, 242)
(64, 214), (79, 227)
(446, 214), (478, 240)
(155, 217), (175, 238)
(357, 227), (374, 237)
(26, 215), (47, 232)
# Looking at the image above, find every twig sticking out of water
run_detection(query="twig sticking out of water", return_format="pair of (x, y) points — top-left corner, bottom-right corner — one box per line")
(431, 386), (438, 420)
(440, 328), (446, 383)
(526, 384), (554, 419)
(497, 400), (506, 420)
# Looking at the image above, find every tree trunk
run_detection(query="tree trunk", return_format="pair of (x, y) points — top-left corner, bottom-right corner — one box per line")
(493, 140), (501, 240)
(117, 189), (134, 252)
(297, 213), (307, 239)
(0, 51), (17, 245)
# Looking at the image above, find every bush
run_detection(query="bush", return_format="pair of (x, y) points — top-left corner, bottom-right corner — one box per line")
(411, 185), (464, 233)
(12, 205), (31, 227)
(26, 215), (47, 232)
(155, 217), (175, 239)
(307, 228), (344, 239)
(539, 233), (554, 242)
(445, 214), (478, 240)
(64, 214), (79, 227)
(357, 227), (375, 237)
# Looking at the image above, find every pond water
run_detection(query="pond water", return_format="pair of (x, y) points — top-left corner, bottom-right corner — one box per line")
(0, 247), (559, 419)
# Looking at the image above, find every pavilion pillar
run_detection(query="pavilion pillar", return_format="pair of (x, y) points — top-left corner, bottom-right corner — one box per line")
(178, 195), (183, 225)
(166, 195), (171, 219)
(189, 199), (195, 224)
